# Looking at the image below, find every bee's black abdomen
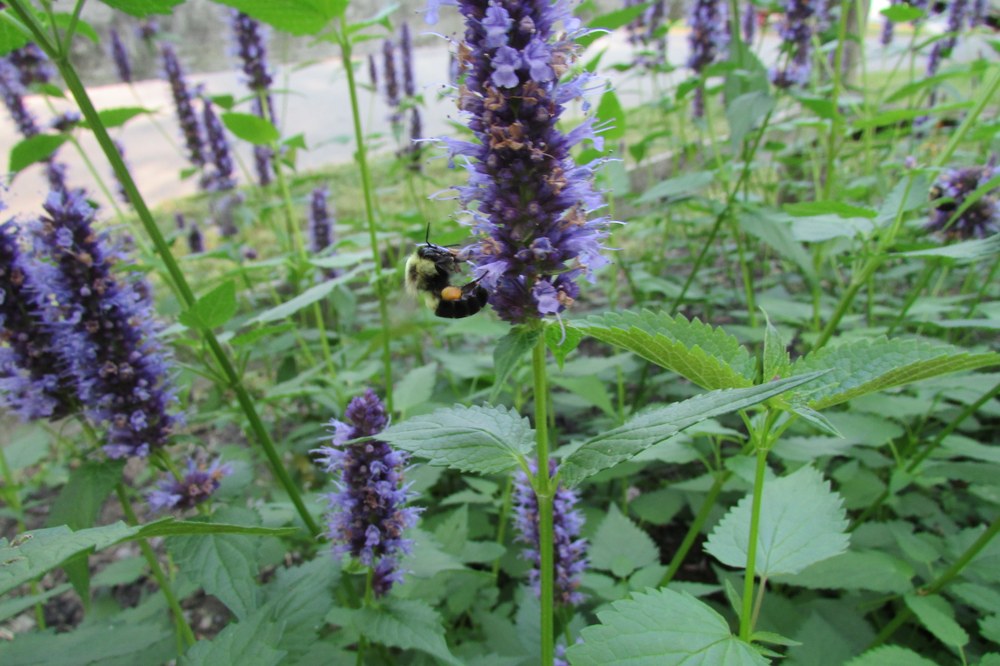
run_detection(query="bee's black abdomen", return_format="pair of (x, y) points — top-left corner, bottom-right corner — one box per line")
(434, 284), (489, 319)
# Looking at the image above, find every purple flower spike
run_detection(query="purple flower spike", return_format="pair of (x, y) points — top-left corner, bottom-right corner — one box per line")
(928, 162), (1000, 239)
(437, 0), (611, 323)
(743, 2), (757, 42)
(368, 53), (379, 89)
(382, 39), (401, 123)
(109, 29), (132, 84)
(161, 44), (206, 168)
(32, 190), (177, 458)
(188, 222), (204, 253)
(7, 44), (54, 87)
(148, 457), (232, 512)
(231, 11), (273, 92)
(688, 0), (728, 74)
(314, 390), (420, 598)
(926, 0), (969, 77)
(513, 459), (587, 607)
(202, 98), (236, 192)
(0, 57), (40, 137)
(138, 19), (160, 43)
(309, 186), (336, 257)
(770, 0), (816, 88)
(400, 23), (417, 98)
(0, 220), (76, 421)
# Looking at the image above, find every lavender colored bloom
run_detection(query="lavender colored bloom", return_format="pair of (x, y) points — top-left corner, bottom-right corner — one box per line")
(242, 246), (258, 260)
(188, 222), (204, 253)
(45, 161), (69, 198)
(232, 11), (273, 92)
(174, 212), (186, 230)
(770, 0), (816, 88)
(743, 1), (757, 42)
(7, 44), (53, 87)
(147, 457), (232, 512)
(513, 459), (587, 607)
(161, 44), (205, 167)
(688, 0), (729, 115)
(201, 98), (236, 192)
(51, 111), (81, 132)
(0, 58), (39, 137)
(314, 390), (420, 598)
(138, 19), (160, 43)
(109, 29), (132, 84)
(969, 0), (987, 25)
(928, 163), (1000, 239)
(627, 0), (668, 68)
(438, 0), (611, 323)
(926, 0), (969, 77)
(382, 39), (401, 123)
(368, 53), (379, 89)
(31, 190), (176, 458)
(400, 23), (416, 98)
(0, 220), (76, 421)
(309, 186), (335, 255)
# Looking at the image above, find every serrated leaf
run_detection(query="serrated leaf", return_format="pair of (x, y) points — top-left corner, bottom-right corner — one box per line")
(567, 588), (769, 665)
(0, 618), (172, 665)
(774, 550), (914, 593)
(221, 111), (280, 144)
(99, 0), (185, 16)
(491, 327), (538, 400)
(845, 645), (939, 666)
(230, 322), (296, 347)
(379, 404), (533, 475)
(349, 598), (461, 666)
(705, 466), (849, 577)
(559, 373), (824, 487)
(980, 615), (1000, 644)
(727, 91), (774, 148)
(209, 0), (345, 35)
(394, 362), (438, 413)
(589, 504), (658, 578)
(573, 310), (755, 390)
(762, 310), (791, 382)
(791, 337), (1000, 410)
(182, 609), (286, 666)
(167, 510), (263, 619)
(551, 374), (615, 417)
(8, 134), (68, 174)
(134, 520), (298, 538)
(897, 233), (1000, 263)
(47, 461), (124, 530)
(905, 593), (969, 648)
(178, 280), (237, 330)
(877, 174), (930, 225)
(545, 323), (583, 369)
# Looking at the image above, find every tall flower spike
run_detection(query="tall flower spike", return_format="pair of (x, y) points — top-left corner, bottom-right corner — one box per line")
(400, 23), (417, 98)
(31, 190), (177, 458)
(368, 53), (379, 89)
(161, 43), (206, 168)
(202, 98), (236, 192)
(513, 459), (587, 606)
(309, 186), (335, 256)
(148, 456), (232, 512)
(770, 0), (815, 88)
(109, 29), (132, 84)
(437, 0), (612, 323)
(0, 219), (76, 421)
(928, 162), (1000, 239)
(926, 0), (969, 77)
(188, 222), (204, 253)
(0, 57), (40, 137)
(688, 0), (728, 115)
(232, 11), (276, 187)
(743, 1), (757, 42)
(382, 39), (401, 124)
(314, 390), (420, 598)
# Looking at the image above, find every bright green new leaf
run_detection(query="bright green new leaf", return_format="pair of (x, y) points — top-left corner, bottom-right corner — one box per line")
(596, 88), (626, 142)
(881, 4), (925, 21)
(573, 310), (756, 390)
(209, 0), (345, 35)
(99, 0), (185, 17)
(588, 504), (659, 578)
(83, 106), (154, 129)
(576, 3), (651, 49)
(559, 373), (823, 487)
(0, 14), (30, 56)
(8, 134), (68, 174)
(178, 280), (237, 330)
(905, 593), (969, 648)
(221, 111), (280, 144)
(567, 588), (769, 665)
(704, 466), (849, 577)
(379, 404), (533, 475)
(783, 200), (878, 219)
(845, 646), (939, 666)
(790, 337), (1000, 410)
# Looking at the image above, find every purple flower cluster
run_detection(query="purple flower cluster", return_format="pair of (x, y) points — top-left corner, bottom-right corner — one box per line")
(626, 0), (668, 69)
(202, 98), (236, 192)
(148, 456), (232, 511)
(743, 1), (757, 42)
(433, 0), (610, 323)
(51, 111), (81, 132)
(770, 0), (816, 88)
(309, 186), (335, 256)
(231, 11), (276, 187)
(382, 39), (401, 124)
(0, 219), (76, 421)
(688, 0), (728, 115)
(7, 44), (53, 87)
(161, 44), (206, 168)
(314, 390), (419, 597)
(0, 56), (40, 137)
(513, 459), (587, 606)
(109, 29), (132, 84)
(400, 23), (417, 99)
(29, 191), (176, 457)
(138, 19), (160, 43)
(928, 162), (1000, 239)
(926, 0), (969, 77)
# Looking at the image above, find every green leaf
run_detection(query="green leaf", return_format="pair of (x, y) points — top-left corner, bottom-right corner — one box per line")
(559, 373), (823, 487)
(791, 337), (1000, 410)
(134, 520), (298, 539)
(573, 310), (755, 390)
(905, 593), (969, 648)
(347, 598), (461, 666)
(8, 134), (68, 174)
(845, 646), (939, 666)
(981, 615), (1000, 644)
(636, 171), (716, 204)
(784, 200), (878, 219)
(167, 510), (263, 620)
(567, 588), (769, 665)
(47, 461), (124, 531)
(379, 404), (533, 475)
(221, 111), (280, 144)
(588, 504), (659, 578)
(394, 362), (438, 413)
(182, 608), (286, 666)
(0, 583), (72, 623)
(881, 4), (925, 21)
(704, 466), (849, 577)
(774, 550), (914, 593)
(346, 3), (398, 34)
(246, 265), (363, 325)
(727, 91), (774, 148)
(0, 616), (172, 665)
(491, 327), (539, 400)
(210, 0), (345, 35)
(86, 106), (153, 129)
(761, 310), (791, 382)
(0, 13), (30, 56)
(230, 322), (296, 347)
(545, 323), (583, 369)
(576, 3), (651, 49)
(551, 375), (616, 418)
(877, 174), (929, 226)
(897, 233), (1000, 263)
(99, 0), (185, 16)
(596, 88), (625, 142)
(178, 280), (237, 330)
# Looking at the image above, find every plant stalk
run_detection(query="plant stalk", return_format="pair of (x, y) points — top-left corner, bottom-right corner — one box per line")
(532, 330), (555, 666)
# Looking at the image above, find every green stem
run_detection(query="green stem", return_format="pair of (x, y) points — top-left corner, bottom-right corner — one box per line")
(335, 22), (394, 411)
(115, 483), (197, 651)
(739, 445), (769, 641)
(532, 330), (554, 666)
(0, 446), (45, 629)
(6, 0), (321, 538)
(869, 512), (1000, 648)
(823, 0), (853, 199)
(658, 470), (731, 587)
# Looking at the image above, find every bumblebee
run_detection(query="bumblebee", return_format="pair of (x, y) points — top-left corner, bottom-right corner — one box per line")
(404, 231), (489, 319)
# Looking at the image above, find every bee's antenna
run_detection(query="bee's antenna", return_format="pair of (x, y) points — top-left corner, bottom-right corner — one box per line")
(424, 223), (432, 245)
